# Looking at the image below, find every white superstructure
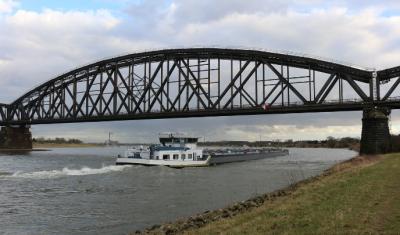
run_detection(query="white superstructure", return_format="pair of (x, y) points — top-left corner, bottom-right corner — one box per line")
(116, 133), (210, 167)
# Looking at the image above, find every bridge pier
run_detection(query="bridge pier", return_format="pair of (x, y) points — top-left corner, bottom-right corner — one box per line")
(0, 126), (32, 150)
(360, 107), (391, 155)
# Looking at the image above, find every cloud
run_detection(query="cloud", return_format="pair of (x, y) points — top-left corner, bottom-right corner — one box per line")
(125, 2), (400, 69)
(0, 8), (159, 102)
(163, 0), (291, 23)
(2, 1), (400, 141)
(0, 0), (18, 14)
(31, 111), (366, 143)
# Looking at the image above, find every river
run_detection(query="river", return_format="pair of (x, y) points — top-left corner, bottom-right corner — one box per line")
(0, 147), (356, 234)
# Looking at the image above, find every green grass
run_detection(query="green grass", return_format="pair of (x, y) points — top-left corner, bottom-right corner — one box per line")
(184, 154), (400, 235)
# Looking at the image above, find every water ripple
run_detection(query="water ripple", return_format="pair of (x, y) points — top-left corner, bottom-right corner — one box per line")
(9, 165), (132, 179)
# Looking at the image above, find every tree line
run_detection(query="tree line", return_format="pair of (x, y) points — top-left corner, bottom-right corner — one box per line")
(199, 136), (360, 150)
(199, 135), (400, 153)
(32, 137), (83, 144)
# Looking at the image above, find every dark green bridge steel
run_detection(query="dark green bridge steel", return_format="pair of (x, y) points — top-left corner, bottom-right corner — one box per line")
(0, 48), (399, 153)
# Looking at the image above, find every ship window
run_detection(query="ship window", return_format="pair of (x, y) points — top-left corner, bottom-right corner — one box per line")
(163, 154), (170, 160)
(181, 154), (186, 160)
(173, 154), (179, 160)
(188, 154), (192, 159)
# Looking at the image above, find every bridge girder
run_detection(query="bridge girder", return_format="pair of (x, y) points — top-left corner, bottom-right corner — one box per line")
(1, 48), (400, 126)
(0, 104), (7, 123)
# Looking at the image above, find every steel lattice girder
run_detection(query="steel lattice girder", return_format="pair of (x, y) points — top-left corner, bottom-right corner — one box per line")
(0, 103), (7, 123)
(1, 48), (400, 126)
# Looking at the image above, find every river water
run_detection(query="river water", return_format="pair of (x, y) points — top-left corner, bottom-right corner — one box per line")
(0, 147), (356, 234)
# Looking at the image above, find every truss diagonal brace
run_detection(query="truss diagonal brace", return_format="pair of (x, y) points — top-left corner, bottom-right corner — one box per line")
(176, 60), (209, 109)
(148, 61), (179, 112)
(0, 104), (7, 121)
(315, 73), (336, 103)
(45, 88), (63, 118)
(264, 62), (308, 104)
(318, 76), (338, 104)
(223, 61), (262, 109)
(261, 81), (282, 104)
(382, 77), (400, 101)
(90, 69), (115, 115)
(28, 86), (51, 119)
(179, 59), (213, 109)
(343, 75), (369, 101)
(271, 84), (288, 105)
(132, 61), (164, 113)
(75, 70), (101, 116)
(233, 84), (257, 106)
(212, 60), (251, 109)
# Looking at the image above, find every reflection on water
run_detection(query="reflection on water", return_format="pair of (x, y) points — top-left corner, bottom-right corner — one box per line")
(0, 147), (356, 234)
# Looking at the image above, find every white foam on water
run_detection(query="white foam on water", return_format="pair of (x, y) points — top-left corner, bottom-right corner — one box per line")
(10, 165), (132, 179)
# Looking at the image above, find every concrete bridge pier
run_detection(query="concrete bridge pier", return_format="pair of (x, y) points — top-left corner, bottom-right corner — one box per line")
(0, 125), (32, 150)
(360, 107), (391, 155)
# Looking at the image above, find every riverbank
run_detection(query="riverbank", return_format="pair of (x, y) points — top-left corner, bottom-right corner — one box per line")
(137, 153), (400, 234)
(33, 143), (102, 148)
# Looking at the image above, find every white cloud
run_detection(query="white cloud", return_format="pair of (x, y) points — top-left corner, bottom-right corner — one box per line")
(0, 8), (159, 102)
(134, 4), (400, 69)
(223, 124), (362, 141)
(2, 1), (400, 141)
(0, 0), (18, 14)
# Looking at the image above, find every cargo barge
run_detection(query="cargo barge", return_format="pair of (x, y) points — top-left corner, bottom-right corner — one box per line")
(116, 133), (288, 167)
(205, 148), (289, 165)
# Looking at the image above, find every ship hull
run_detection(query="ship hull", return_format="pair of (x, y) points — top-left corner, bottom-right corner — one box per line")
(208, 150), (288, 165)
(115, 156), (211, 167)
(116, 149), (289, 167)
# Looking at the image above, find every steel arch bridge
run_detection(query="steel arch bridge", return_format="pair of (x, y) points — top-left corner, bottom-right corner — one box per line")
(1, 48), (400, 126)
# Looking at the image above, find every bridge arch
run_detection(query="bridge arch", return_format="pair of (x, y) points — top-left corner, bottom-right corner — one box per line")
(2, 48), (400, 125)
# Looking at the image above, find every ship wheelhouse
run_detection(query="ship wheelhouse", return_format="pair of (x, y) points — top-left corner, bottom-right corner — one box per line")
(150, 133), (203, 161)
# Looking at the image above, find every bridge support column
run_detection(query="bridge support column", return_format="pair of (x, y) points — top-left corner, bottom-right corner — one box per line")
(360, 107), (391, 155)
(0, 126), (32, 150)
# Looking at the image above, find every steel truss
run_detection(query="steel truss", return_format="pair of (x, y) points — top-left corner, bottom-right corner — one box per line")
(1, 48), (400, 126)
(0, 104), (7, 123)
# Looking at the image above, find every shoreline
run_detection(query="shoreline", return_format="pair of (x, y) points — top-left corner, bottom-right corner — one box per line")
(0, 148), (50, 152)
(32, 143), (103, 148)
(0, 143), (104, 152)
(134, 155), (381, 234)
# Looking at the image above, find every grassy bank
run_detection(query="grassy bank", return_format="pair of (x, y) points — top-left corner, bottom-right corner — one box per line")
(33, 143), (101, 148)
(142, 154), (400, 234)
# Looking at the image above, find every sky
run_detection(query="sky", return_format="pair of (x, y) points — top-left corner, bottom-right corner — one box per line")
(1, 0), (400, 143)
